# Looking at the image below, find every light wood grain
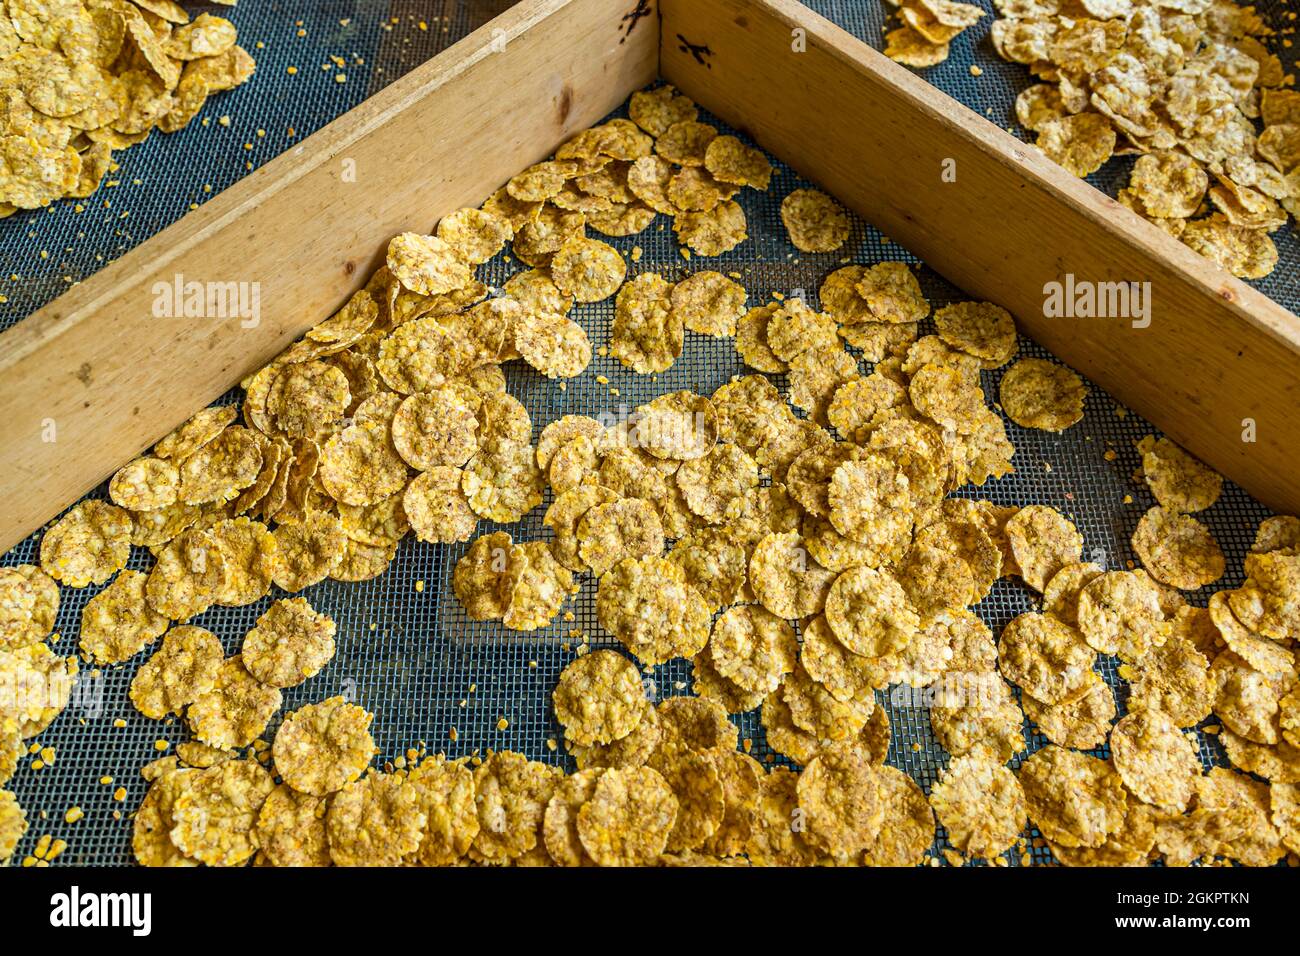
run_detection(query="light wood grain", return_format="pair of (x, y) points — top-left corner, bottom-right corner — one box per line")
(662, 0), (1300, 514)
(0, 0), (658, 553)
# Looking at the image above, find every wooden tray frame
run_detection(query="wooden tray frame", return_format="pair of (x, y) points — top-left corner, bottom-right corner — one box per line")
(0, 0), (1296, 552)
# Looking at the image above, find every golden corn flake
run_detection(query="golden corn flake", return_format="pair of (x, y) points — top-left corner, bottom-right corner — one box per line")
(765, 299), (838, 362)
(177, 425), (262, 506)
(144, 528), (227, 620)
(406, 756), (479, 866)
(170, 757), (274, 867)
(548, 434), (598, 494)
(1077, 569), (1170, 662)
(704, 134), (772, 190)
(553, 650), (646, 747)
(40, 499), (132, 588)
(596, 556), (711, 666)
(501, 541), (573, 632)
(884, 26), (950, 67)
(1132, 505), (1224, 591)
(999, 357), (1087, 431)
(129, 625), (223, 720)
(0, 641), (77, 738)
(328, 772), (426, 867)
(401, 466), (478, 544)
(568, 696), (662, 771)
(1018, 746), (1126, 849)
(132, 766), (195, 868)
(1210, 591), (1294, 678)
(655, 120), (717, 168)
(0, 564), (57, 650)
(577, 498), (664, 577)
(780, 188), (850, 253)
(826, 373), (906, 444)
(789, 345), (858, 426)
(929, 753), (1027, 859)
(1110, 709), (1201, 813)
(507, 160), (575, 202)
(649, 743), (725, 853)
(934, 300), (1018, 369)
(515, 311), (592, 379)
(1005, 504), (1083, 592)
(780, 660), (874, 746)
(671, 270), (746, 338)
(1128, 151), (1208, 219)
(927, 662), (1023, 759)
(110, 456), (179, 511)
(799, 613), (877, 704)
(724, 308), (778, 376)
(822, 565), (918, 658)
(436, 207), (511, 264)
(503, 269), (573, 318)
(187, 654), (281, 750)
(386, 232), (471, 296)
(391, 388), (480, 470)
(862, 765), (934, 866)
(491, 545), (560, 625)
(208, 516), (275, 606)
(270, 510), (346, 592)
(317, 421), (408, 508)
(1022, 671), (1115, 749)
(708, 604), (797, 696)
(626, 154), (676, 214)
(1036, 113), (1116, 177)
(909, 362), (985, 435)
(255, 783), (331, 867)
(1180, 215), (1277, 280)
(471, 751), (561, 862)
(629, 84), (698, 137)
(1136, 434), (1222, 513)
(796, 740), (886, 861)
(666, 165), (737, 212)
(827, 455), (914, 562)
(241, 598), (336, 689)
(998, 611), (1096, 705)
(273, 697), (375, 797)
(573, 765), (676, 866)
(673, 200), (748, 256)
(675, 443), (759, 525)
(80, 568), (169, 664)
(550, 235), (626, 302)
(539, 767), (602, 867)
(542, 486), (617, 575)
(536, 415), (602, 471)
(633, 390), (718, 461)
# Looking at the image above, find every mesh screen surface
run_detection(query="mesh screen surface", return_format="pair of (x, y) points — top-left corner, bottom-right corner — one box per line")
(0, 1), (1292, 866)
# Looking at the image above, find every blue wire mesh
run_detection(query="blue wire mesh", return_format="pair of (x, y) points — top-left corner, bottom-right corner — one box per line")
(0, 1), (1292, 866)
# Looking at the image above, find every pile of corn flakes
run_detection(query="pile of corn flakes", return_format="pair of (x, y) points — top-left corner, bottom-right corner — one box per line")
(0, 0), (252, 216)
(2, 81), (1298, 868)
(986, 0), (1296, 278)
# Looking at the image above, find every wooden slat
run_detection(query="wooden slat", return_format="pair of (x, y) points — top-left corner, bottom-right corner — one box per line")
(0, 0), (658, 553)
(661, 0), (1300, 514)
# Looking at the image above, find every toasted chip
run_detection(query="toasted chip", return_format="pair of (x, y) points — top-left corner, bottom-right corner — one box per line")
(40, 499), (132, 588)
(553, 650), (646, 747)
(273, 697), (375, 797)
(1111, 709), (1202, 813)
(929, 754), (1027, 859)
(1005, 504), (1083, 592)
(80, 569), (169, 664)
(129, 625), (223, 720)
(999, 357), (1087, 431)
(596, 556), (711, 665)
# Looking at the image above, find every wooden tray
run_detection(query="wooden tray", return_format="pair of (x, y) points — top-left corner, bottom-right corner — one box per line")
(0, 0), (1296, 553)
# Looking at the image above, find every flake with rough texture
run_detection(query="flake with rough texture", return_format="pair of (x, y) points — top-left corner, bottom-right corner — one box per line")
(929, 754), (1027, 859)
(1111, 709), (1202, 813)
